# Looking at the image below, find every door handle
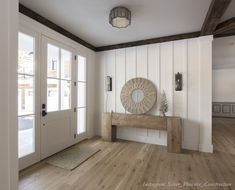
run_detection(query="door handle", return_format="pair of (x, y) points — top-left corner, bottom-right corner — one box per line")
(42, 110), (47, 117)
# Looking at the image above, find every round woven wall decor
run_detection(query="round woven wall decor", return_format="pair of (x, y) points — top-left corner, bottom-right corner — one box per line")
(120, 78), (157, 114)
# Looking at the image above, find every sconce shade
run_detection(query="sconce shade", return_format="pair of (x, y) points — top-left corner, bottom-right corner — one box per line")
(105, 76), (112, 91)
(109, 7), (131, 28)
(175, 72), (183, 91)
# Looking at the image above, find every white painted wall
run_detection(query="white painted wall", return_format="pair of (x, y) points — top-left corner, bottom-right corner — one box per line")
(212, 36), (235, 103)
(0, 0), (18, 189)
(213, 36), (235, 70)
(213, 69), (235, 102)
(97, 36), (213, 153)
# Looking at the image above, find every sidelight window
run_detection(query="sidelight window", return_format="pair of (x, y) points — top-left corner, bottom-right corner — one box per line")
(77, 55), (87, 134)
(18, 32), (36, 158)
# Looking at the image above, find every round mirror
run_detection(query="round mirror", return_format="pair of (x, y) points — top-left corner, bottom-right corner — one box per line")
(131, 89), (144, 103)
(120, 78), (157, 114)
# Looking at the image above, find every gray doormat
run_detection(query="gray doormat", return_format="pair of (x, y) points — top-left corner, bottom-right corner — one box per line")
(46, 144), (100, 170)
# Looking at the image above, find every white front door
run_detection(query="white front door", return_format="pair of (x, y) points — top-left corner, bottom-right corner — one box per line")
(40, 36), (76, 159)
(18, 30), (89, 169)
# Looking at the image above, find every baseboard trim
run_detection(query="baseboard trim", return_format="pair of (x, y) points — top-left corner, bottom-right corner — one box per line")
(182, 140), (199, 151)
(199, 143), (213, 153)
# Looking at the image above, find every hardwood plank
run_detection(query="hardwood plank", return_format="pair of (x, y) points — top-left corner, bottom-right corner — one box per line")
(201, 0), (231, 35)
(19, 118), (235, 190)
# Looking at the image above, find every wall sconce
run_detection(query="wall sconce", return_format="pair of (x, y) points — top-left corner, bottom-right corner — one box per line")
(105, 76), (112, 91)
(175, 72), (182, 91)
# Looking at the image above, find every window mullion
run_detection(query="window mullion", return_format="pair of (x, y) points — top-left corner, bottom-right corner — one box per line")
(18, 114), (35, 117)
(59, 48), (62, 110)
(18, 73), (35, 77)
(47, 76), (60, 80)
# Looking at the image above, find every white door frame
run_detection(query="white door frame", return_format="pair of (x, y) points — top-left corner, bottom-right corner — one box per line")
(18, 26), (89, 169)
(18, 26), (41, 170)
(40, 35), (88, 159)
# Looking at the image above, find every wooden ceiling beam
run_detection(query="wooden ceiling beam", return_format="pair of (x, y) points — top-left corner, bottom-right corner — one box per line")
(19, 4), (97, 51)
(214, 31), (235, 38)
(201, 0), (231, 35)
(96, 32), (200, 52)
(20, 1), (235, 52)
(18, 4), (202, 52)
(214, 17), (235, 35)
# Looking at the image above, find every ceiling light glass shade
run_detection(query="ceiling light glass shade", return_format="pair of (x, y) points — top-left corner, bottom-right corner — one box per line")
(109, 7), (131, 28)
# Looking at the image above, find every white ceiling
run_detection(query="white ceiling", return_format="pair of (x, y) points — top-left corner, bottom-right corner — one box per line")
(19, 0), (213, 47)
(213, 36), (235, 70)
(221, 0), (235, 22)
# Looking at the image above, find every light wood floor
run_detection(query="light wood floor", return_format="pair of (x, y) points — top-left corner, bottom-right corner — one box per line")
(19, 118), (235, 190)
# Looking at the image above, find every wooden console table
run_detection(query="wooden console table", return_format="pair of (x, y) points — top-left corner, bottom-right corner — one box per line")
(102, 112), (182, 153)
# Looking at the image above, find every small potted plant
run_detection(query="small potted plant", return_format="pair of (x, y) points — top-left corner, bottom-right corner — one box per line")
(159, 91), (168, 117)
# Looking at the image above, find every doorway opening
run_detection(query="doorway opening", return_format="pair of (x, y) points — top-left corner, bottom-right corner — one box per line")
(212, 36), (235, 154)
(18, 29), (88, 170)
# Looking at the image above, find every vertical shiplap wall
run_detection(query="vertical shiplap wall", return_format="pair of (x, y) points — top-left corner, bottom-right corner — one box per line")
(98, 36), (213, 152)
(185, 38), (200, 150)
(104, 50), (116, 113)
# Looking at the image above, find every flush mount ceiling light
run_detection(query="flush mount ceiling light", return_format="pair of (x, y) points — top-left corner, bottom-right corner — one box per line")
(109, 7), (131, 28)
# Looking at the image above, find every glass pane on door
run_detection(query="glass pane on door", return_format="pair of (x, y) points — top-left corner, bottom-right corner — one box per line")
(47, 44), (59, 78)
(61, 80), (71, 110)
(77, 108), (86, 134)
(77, 82), (86, 107)
(77, 55), (87, 134)
(61, 49), (71, 80)
(18, 75), (34, 115)
(77, 56), (86, 81)
(18, 116), (35, 158)
(47, 79), (59, 112)
(46, 43), (72, 112)
(18, 32), (36, 158)
(18, 33), (34, 75)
